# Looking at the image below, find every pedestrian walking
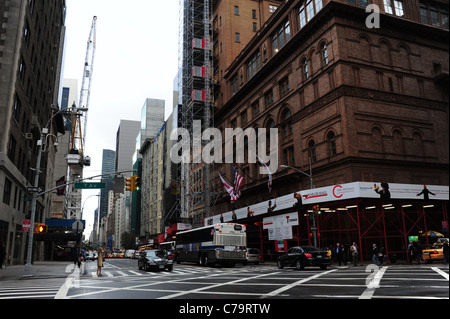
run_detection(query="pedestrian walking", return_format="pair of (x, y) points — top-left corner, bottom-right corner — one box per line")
(372, 244), (379, 266)
(0, 241), (5, 269)
(326, 246), (332, 266)
(407, 241), (415, 265)
(97, 247), (104, 277)
(416, 242), (426, 264)
(335, 243), (344, 266)
(350, 242), (359, 266)
(443, 241), (449, 265)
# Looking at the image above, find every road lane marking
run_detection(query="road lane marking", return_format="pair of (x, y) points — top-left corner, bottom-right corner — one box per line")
(116, 271), (129, 277)
(262, 269), (337, 297)
(431, 267), (449, 280)
(359, 266), (388, 299)
(159, 271), (279, 299)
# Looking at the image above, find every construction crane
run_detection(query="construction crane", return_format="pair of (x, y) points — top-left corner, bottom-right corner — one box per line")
(65, 16), (97, 220)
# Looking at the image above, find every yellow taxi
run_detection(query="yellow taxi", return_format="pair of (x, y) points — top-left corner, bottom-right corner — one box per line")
(422, 238), (448, 263)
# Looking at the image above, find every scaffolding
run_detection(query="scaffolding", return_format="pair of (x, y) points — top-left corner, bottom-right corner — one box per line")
(175, 0), (214, 227)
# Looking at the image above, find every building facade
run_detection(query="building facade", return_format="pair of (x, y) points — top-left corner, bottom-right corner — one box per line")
(0, 0), (67, 264)
(209, 0), (448, 260)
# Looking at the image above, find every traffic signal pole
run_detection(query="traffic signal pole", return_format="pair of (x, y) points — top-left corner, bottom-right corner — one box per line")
(24, 128), (45, 277)
(23, 169), (135, 277)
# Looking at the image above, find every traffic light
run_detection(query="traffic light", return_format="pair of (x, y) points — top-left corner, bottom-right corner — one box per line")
(34, 223), (48, 233)
(134, 176), (141, 191)
(125, 177), (133, 191)
(313, 205), (321, 215)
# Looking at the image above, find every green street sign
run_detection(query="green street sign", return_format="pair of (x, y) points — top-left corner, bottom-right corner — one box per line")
(74, 182), (106, 189)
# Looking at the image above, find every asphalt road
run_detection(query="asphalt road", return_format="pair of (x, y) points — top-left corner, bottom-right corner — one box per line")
(58, 258), (448, 300)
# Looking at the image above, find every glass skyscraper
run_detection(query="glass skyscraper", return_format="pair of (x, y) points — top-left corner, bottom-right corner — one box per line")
(100, 149), (116, 220)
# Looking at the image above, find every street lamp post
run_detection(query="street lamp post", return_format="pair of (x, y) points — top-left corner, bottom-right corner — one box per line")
(78, 194), (100, 263)
(280, 160), (318, 247)
(24, 107), (71, 277)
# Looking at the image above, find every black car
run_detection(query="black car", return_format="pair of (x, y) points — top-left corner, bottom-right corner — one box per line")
(277, 246), (330, 270)
(138, 250), (174, 272)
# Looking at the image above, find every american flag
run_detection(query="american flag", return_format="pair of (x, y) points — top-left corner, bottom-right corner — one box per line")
(256, 154), (272, 193)
(219, 173), (237, 203)
(232, 166), (244, 199)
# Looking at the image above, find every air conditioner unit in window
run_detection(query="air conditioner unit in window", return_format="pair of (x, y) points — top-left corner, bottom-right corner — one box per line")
(25, 133), (33, 140)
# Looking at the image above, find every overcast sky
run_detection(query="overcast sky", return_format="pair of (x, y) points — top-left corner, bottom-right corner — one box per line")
(62, 0), (180, 240)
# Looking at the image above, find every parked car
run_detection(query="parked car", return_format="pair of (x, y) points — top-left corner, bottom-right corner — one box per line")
(277, 246), (330, 270)
(423, 238), (449, 263)
(138, 250), (174, 272)
(133, 251), (140, 259)
(243, 248), (260, 265)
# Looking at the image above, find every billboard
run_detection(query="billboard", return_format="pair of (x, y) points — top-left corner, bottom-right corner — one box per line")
(205, 182), (449, 226)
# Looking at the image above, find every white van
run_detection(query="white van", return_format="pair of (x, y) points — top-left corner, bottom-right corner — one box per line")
(125, 249), (135, 258)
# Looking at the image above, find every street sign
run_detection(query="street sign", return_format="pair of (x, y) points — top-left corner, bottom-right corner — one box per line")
(74, 182), (106, 189)
(72, 220), (84, 232)
(27, 187), (43, 193)
(22, 219), (31, 232)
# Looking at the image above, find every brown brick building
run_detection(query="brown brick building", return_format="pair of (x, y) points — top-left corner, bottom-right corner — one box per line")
(210, 0), (448, 260)
(214, 0), (448, 207)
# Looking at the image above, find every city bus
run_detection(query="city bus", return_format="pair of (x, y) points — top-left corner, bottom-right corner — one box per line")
(175, 223), (247, 267)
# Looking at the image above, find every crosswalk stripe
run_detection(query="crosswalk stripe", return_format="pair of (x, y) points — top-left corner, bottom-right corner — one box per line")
(117, 271), (129, 276)
(84, 266), (279, 278)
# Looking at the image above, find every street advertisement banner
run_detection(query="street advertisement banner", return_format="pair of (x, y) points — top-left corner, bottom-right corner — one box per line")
(204, 182), (449, 226)
(300, 182), (449, 205)
(263, 212), (298, 241)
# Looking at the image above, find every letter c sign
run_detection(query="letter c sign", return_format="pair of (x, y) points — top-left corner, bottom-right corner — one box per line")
(333, 185), (343, 198)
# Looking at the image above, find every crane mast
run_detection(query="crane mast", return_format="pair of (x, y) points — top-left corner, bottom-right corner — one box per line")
(65, 16), (97, 220)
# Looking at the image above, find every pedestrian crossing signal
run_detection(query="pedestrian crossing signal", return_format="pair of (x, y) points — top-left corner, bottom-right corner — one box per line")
(34, 223), (48, 233)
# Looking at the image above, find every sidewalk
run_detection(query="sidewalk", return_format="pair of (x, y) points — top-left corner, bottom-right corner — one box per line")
(0, 261), (85, 281)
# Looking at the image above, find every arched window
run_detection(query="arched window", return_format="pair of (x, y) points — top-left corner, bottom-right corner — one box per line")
(265, 119), (276, 155)
(327, 131), (337, 156)
(321, 43), (329, 66)
(371, 126), (384, 153)
(412, 131), (424, 158)
(281, 108), (293, 138)
(302, 58), (309, 80)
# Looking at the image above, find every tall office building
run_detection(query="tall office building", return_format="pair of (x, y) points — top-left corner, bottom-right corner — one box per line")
(114, 120), (140, 246)
(0, 0), (67, 264)
(115, 120), (141, 175)
(100, 149), (116, 220)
